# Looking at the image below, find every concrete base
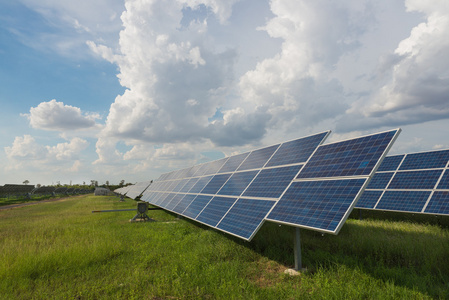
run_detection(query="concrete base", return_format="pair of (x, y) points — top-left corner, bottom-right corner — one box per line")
(284, 268), (307, 276)
(129, 218), (155, 223)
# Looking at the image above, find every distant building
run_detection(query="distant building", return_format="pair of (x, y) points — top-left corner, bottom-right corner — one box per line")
(94, 187), (110, 196)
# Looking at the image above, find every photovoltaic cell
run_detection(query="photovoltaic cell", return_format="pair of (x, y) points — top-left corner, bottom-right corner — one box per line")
(387, 170), (442, 190)
(166, 193), (186, 211)
(424, 192), (449, 214)
(173, 194), (197, 214)
(158, 193), (176, 208)
(188, 176), (213, 193)
(217, 153), (249, 173)
(355, 191), (383, 209)
(377, 155), (404, 172)
(266, 179), (367, 233)
(217, 198), (276, 240)
(182, 195), (213, 219)
(203, 157), (229, 175)
(201, 174), (232, 195)
(297, 130), (397, 179)
(265, 132), (329, 167)
(179, 177), (200, 193)
(437, 170), (449, 189)
(366, 172), (394, 189)
(243, 165), (303, 199)
(375, 191), (431, 212)
(217, 170), (259, 196)
(172, 179), (189, 192)
(196, 196), (237, 227)
(237, 144), (280, 171)
(399, 150), (449, 170)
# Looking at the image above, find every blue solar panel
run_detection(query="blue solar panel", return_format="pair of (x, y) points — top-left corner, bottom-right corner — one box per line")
(377, 155), (404, 172)
(203, 157), (229, 175)
(297, 130), (399, 179)
(166, 193), (186, 211)
(200, 174), (232, 195)
(217, 170), (259, 196)
(237, 144), (280, 171)
(355, 191), (383, 209)
(182, 195), (213, 219)
(265, 132), (329, 167)
(266, 179), (366, 233)
(179, 177), (200, 193)
(217, 153), (250, 173)
(424, 191), (449, 214)
(196, 196), (237, 227)
(399, 150), (449, 170)
(242, 165), (303, 198)
(188, 176), (213, 193)
(172, 179), (189, 192)
(375, 191), (431, 212)
(217, 198), (276, 240)
(158, 193), (176, 208)
(437, 170), (449, 189)
(366, 172), (394, 189)
(387, 170), (443, 189)
(173, 194), (197, 214)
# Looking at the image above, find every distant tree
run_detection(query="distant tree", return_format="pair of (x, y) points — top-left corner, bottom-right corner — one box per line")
(36, 184), (41, 188)
(105, 180), (109, 186)
(119, 180), (125, 187)
(23, 180), (30, 185)
(95, 180), (98, 187)
(83, 181), (86, 186)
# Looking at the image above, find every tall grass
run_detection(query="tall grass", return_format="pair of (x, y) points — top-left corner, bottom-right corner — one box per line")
(0, 195), (448, 299)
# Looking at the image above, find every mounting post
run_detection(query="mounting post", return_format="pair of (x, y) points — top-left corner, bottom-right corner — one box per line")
(294, 227), (302, 271)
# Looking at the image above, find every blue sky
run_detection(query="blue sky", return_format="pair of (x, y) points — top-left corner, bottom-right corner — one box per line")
(1, 0), (449, 186)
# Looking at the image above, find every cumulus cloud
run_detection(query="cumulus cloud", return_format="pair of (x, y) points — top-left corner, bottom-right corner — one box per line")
(341, 0), (449, 131)
(4, 135), (47, 160)
(4, 135), (89, 172)
(23, 99), (100, 131)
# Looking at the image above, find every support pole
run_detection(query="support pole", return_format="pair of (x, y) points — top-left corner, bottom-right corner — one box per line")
(294, 227), (302, 271)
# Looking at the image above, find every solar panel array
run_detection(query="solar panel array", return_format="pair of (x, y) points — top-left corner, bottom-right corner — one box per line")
(266, 129), (400, 234)
(125, 181), (153, 200)
(355, 149), (449, 215)
(140, 131), (331, 240)
(136, 129), (400, 240)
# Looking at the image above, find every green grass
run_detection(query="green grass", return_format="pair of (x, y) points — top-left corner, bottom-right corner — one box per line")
(1, 195), (448, 299)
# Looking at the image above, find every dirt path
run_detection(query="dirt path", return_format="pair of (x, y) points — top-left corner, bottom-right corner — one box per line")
(0, 195), (84, 211)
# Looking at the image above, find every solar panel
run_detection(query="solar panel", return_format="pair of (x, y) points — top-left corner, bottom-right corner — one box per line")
(217, 198), (276, 240)
(196, 196), (237, 227)
(217, 170), (259, 196)
(424, 192), (449, 215)
(387, 170), (442, 189)
(355, 190), (383, 209)
(265, 131), (330, 167)
(140, 129), (400, 239)
(437, 170), (449, 189)
(297, 130), (398, 179)
(375, 191), (431, 212)
(200, 174), (232, 195)
(217, 153), (249, 173)
(366, 172), (394, 189)
(399, 149), (449, 170)
(356, 148), (449, 216)
(182, 195), (213, 219)
(236, 144), (280, 171)
(377, 155), (404, 172)
(267, 129), (400, 234)
(242, 165), (303, 199)
(267, 179), (367, 233)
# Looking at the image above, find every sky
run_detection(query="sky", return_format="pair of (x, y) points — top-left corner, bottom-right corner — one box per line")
(1, 0), (449, 186)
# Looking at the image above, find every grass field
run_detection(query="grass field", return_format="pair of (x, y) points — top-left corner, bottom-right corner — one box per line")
(1, 195), (448, 299)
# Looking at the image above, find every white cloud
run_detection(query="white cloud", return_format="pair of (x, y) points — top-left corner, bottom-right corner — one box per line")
(340, 0), (449, 131)
(4, 135), (89, 172)
(4, 135), (47, 160)
(23, 99), (101, 131)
